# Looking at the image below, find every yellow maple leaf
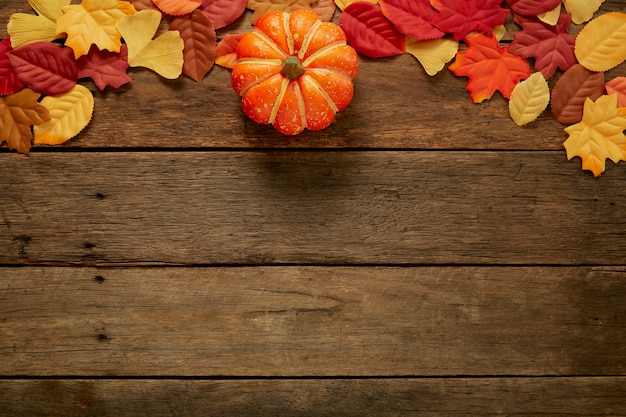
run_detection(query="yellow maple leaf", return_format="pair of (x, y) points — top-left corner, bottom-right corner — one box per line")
(563, 0), (605, 25)
(34, 84), (94, 146)
(405, 37), (458, 76)
(0, 88), (50, 154)
(56, 0), (136, 59)
(564, 94), (626, 177)
(575, 12), (626, 72)
(116, 10), (184, 80)
(7, 0), (71, 48)
(509, 72), (550, 126)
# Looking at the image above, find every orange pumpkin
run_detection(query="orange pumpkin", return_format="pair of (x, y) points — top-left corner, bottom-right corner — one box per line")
(231, 9), (359, 135)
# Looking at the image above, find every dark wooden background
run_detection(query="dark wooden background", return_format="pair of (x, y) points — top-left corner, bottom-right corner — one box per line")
(1, 1), (626, 415)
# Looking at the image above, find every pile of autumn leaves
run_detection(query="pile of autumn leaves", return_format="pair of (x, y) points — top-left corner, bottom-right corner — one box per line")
(1, 0), (626, 176)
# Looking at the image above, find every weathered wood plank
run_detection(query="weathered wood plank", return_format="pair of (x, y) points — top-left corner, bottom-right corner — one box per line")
(0, 2), (624, 150)
(1, 266), (624, 376)
(1, 377), (626, 416)
(1, 152), (626, 265)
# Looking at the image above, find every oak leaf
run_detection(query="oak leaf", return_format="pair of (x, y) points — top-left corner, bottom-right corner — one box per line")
(76, 45), (131, 91)
(170, 10), (217, 82)
(550, 63), (605, 125)
(508, 14), (576, 79)
(7, 0), (70, 49)
(564, 94), (626, 177)
(508, 0), (562, 17)
(405, 36), (458, 76)
(380, 0), (445, 40)
(0, 88), (50, 154)
(215, 33), (246, 69)
(605, 77), (626, 108)
(563, 0), (605, 25)
(116, 9), (184, 79)
(575, 12), (626, 72)
(56, 0), (137, 59)
(508, 72), (550, 126)
(448, 33), (531, 103)
(430, 0), (510, 41)
(0, 37), (25, 95)
(199, 0), (247, 29)
(153, 0), (201, 16)
(247, 0), (315, 24)
(34, 84), (94, 145)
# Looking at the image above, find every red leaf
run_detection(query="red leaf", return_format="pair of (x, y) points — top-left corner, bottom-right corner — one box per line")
(430, 0), (510, 41)
(199, 0), (246, 30)
(0, 37), (25, 95)
(170, 10), (217, 82)
(508, 14), (576, 78)
(508, 0), (562, 17)
(340, 1), (406, 58)
(551, 64), (605, 124)
(9, 42), (78, 96)
(76, 45), (131, 91)
(449, 33), (531, 103)
(380, 0), (445, 40)
(606, 77), (626, 108)
(215, 33), (245, 69)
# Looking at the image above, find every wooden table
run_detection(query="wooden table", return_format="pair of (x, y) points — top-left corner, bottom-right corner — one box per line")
(1, 1), (626, 415)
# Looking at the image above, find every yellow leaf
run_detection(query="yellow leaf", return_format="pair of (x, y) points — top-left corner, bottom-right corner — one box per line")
(56, 0), (136, 58)
(7, 0), (71, 48)
(508, 72), (550, 126)
(537, 3), (561, 26)
(405, 36), (458, 76)
(564, 94), (626, 177)
(492, 25), (506, 41)
(334, 0), (376, 11)
(34, 84), (94, 145)
(575, 12), (626, 72)
(116, 10), (184, 79)
(563, 0), (605, 25)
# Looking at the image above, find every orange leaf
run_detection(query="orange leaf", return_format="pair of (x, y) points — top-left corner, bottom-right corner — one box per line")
(605, 77), (626, 108)
(153, 0), (201, 16)
(0, 88), (50, 154)
(449, 33), (531, 103)
(215, 33), (245, 69)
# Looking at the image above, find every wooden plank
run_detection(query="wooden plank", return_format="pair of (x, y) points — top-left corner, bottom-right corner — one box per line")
(1, 152), (626, 265)
(1, 266), (624, 376)
(0, 2), (624, 151)
(1, 377), (626, 416)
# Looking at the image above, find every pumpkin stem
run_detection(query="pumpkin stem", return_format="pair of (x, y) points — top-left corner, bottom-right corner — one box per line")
(281, 56), (305, 80)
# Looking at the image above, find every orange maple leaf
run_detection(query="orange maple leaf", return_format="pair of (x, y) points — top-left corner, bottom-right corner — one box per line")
(449, 33), (531, 103)
(0, 88), (50, 154)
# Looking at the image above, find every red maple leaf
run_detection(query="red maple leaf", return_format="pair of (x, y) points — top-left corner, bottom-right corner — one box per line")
(76, 45), (131, 91)
(430, 0), (510, 41)
(0, 37), (25, 95)
(508, 0), (562, 17)
(449, 33), (531, 103)
(508, 14), (576, 79)
(380, 0), (445, 40)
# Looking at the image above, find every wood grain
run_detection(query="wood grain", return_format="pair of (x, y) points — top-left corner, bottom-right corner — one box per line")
(1, 151), (626, 266)
(2, 377), (626, 416)
(1, 266), (624, 376)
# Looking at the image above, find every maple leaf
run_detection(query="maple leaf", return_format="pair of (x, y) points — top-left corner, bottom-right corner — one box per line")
(7, 0), (70, 49)
(605, 77), (626, 108)
(430, 0), (510, 41)
(215, 33), (245, 69)
(56, 0), (137, 59)
(564, 94), (626, 177)
(575, 12), (626, 73)
(170, 10), (217, 82)
(200, 0), (247, 29)
(116, 9), (184, 79)
(563, 0), (605, 25)
(380, 0), (445, 40)
(508, 72), (550, 126)
(551, 64), (605, 125)
(508, 0), (562, 17)
(247, 0), (315, 24)
(508, 14), (576, 79)
(76, 45), (131, 91)
(0, 37), (25, 95)
(0, 88), (50, 154)
(153, 0), (201, 16)
(448, 33), (531, 103)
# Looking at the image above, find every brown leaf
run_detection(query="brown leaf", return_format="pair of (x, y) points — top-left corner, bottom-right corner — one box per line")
(170, 10), (217, 82)
(311, 0), (336, 21)
(247, 0), (315, 24)
(551, 63), (605, 125)
(0, 88), (50, 154)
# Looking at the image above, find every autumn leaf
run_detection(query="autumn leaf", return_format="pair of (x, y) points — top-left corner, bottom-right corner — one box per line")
(537, 4), (562, 26)
(340, 1), (406, 58)
(127, 0), (161, 11)
(311, 0), (337, 22)
(508, 14), (576, 79)
(405, 36), (458, 76)
(76, 45), (131, 91)
(7, 0), (70, 48)
(508, 72), (550, 126)
(380, 0), (445, 40)
(605, 77), (626, 108)
(0, 88), (50, 154)
(56, 0), (137, 59)
(551, 64), (605, 125)
(564, 94), (626, 177)
(575, 12), (626, 72)
(153, 0), (201, 16)
(508, 0), (562, 17)
(563, 0), (605, 25)
(170, 10), (217, 82)
(0, 37), (25, 95)
(335, 0), (376, 10)
(215, 33), (246, 69)
(199, 0), (247, 29)
(247, 0), (315, 24)
(448, 33), (531, 103)
(116, 9), (184, 79)
(430, 0), (510, 41)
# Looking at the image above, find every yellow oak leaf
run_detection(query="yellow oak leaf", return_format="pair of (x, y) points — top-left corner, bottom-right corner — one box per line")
(538, 3), (561, 26)
(247, 0), (315, 24)
(334, 0), (377, 11)
(563, 0), (605, 25)
(0, 88), (50, 154)
(116, 10), (184, 79)
(56, 0), (137, 59)
(564, 94), (626, 177)
(509, 72), (550, 126)
(34, 84), (94, 146)
(405, 36), (458, 76)
(575, 12), (626, 72)
(7, 0), (71, 48)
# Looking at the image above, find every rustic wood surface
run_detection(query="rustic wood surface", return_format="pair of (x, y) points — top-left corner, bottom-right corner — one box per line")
(1, 0), (626, 415)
